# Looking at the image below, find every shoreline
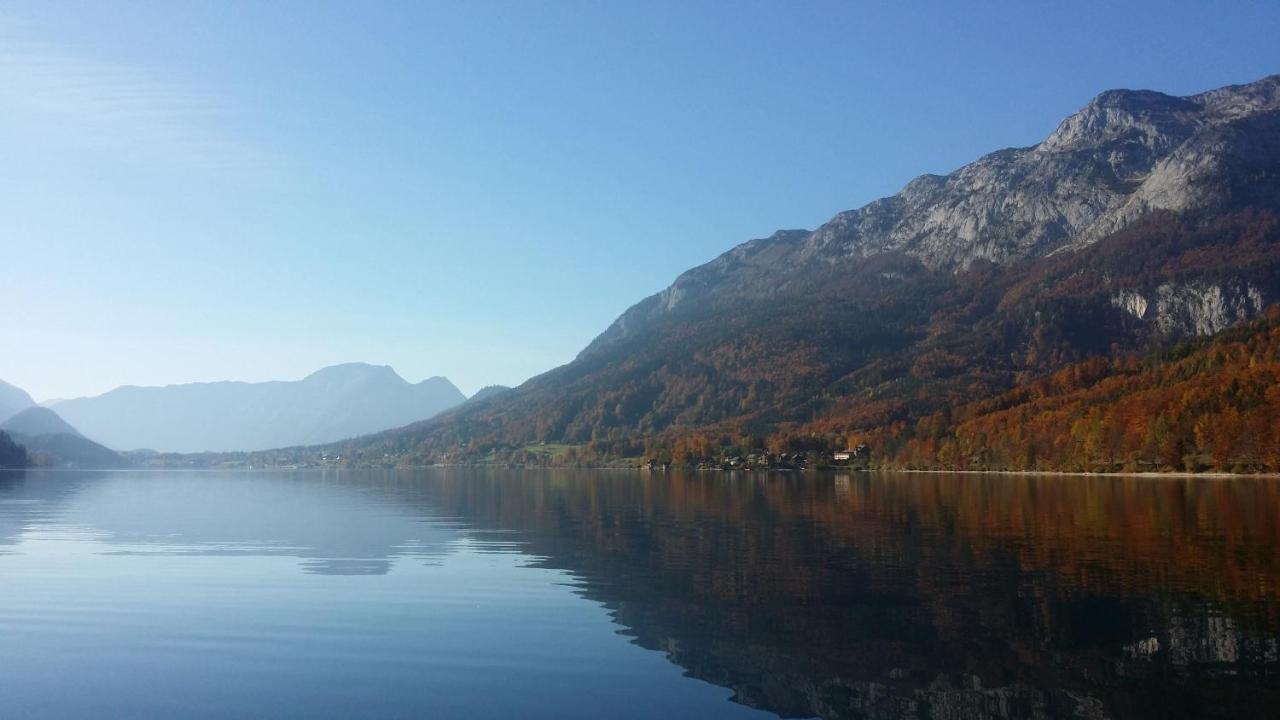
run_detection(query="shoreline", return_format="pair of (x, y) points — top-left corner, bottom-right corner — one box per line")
(887, 467), (1280, 479)
(5, 465), (1280, 479)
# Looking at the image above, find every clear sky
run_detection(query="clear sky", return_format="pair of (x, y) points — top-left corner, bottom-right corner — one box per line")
(2, 1), (1278, 401)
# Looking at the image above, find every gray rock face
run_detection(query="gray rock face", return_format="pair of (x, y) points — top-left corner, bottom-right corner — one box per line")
(1110, 290), (1150, 320)
(1151, 281), (1266, 336)
(803, 76), (1280, 267)
(1110, 282), (1265, 336)
(593, 76), (1280, 350)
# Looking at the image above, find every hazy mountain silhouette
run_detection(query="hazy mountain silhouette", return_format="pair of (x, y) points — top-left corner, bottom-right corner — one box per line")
(0, 406), (80, 437)
(0, 380), (34, 423)
(0, 406), (128, 468)
(51, 363), (466, 453)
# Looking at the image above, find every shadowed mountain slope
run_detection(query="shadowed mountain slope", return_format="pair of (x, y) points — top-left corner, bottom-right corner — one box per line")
(0, 407), (81, 437)
(0, 431), (26, 468)
(0, 406), (127, 468)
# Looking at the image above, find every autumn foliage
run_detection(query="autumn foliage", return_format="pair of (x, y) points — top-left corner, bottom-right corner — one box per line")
(866, 307), (1280, 472)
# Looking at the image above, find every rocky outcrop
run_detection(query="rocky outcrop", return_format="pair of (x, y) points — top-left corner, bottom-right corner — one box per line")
(1110, 290), (1149, 320)
(1112, 281), (1266, 335)
(1152, 281), (1266, 336)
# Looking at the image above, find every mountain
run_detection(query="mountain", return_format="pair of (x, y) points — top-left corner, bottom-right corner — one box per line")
(588, 75), (1280, 351)
(272, 76), (1280, 469)
(0, 407), (81, 437)
(0, 380), (35, 423)
(0, 407), (128, 468)
(8, 432), (129, 469)
(51, 363), (466, 453)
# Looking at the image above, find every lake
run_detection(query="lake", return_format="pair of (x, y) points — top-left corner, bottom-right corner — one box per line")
(0, 469), (1276, 719)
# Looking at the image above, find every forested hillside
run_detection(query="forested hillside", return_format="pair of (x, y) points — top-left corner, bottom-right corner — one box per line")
(613, 304), (1280, 473)
(861, 307), (1280, 472)
(0, 431), (28, 469)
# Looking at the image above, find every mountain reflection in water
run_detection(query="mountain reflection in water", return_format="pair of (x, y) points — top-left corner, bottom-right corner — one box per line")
(424, 470), (1280, 720)
(0, 469), (1276, 720)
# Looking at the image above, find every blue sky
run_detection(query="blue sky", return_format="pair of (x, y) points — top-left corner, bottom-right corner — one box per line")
(2, 1), (1278, 400)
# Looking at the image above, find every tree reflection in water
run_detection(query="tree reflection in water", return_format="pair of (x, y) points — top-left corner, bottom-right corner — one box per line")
(417, 470), (1279, 720)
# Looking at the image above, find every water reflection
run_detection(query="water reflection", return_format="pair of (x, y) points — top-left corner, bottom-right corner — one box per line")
(0, 470), (464, 575)
(417, 470), (1280, 720)
(0, 469), (1276, 719)
(0, 469), (99, 549)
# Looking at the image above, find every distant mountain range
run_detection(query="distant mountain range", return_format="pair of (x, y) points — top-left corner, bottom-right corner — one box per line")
(0, 406), (126, 468)
(47, 363), (466, 453)
(304, 75), (1280, 472)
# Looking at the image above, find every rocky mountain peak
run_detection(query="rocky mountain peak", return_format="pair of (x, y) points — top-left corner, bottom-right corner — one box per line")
(589, 76), (1280, 350)
(1040, 88), (1201, 153)
(1191, 74), (1280, 118)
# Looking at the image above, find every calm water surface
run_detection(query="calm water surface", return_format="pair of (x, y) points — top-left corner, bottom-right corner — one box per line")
(0, 469), (1277, 719)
